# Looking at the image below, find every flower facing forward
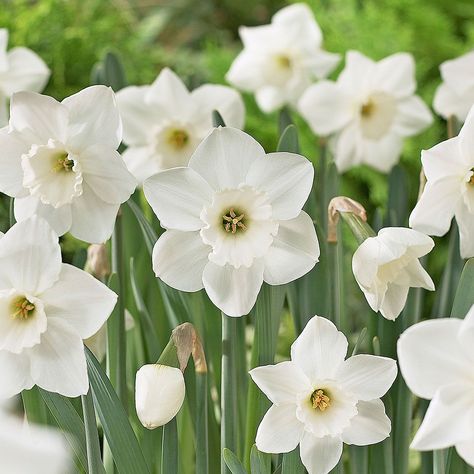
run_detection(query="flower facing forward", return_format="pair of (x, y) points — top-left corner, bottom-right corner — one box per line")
(250, 316), (397, 474)
(135, 364), (186, 429)
(226, 3), (339, 113)
(144, 127), (320, 316)
(298, 51), (433, 173)
(0, 29), (50, 126)
(0, 217), (117, 398)
(433, 51), (474, 122)
(116, 68), (245, 183)
(0, 86), (136, 243)
(410, 105), (474, 258)
(352, 227), (434, 320)
(397, 305), (474, 467)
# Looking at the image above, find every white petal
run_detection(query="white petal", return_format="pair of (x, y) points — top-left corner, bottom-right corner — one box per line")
(337, 355), (397, 401)
(226, 51), (264, 92)
(10, 91), (68, 145)
(80, 145), (136, 204)
(191, 84), (245, 129)
(298, 81), (353, 136)
(456, 437), (474, 467)
(397, 318), (470, 399)
(256, 404), (304, 454)
(393, 96), (433, 136)
(0, 351), (33, 398)
(338, 50), (375, 93)
(255, 85), (286, 114)
(291, 316), (348, 382)
(263, 211), (319, 285)
(246, 152), (314, 220)
(332, 124), (360, 172)
(272, 3), (322, 44)
(144, 167), (213, 231)
(189, 127), (265, 191)
(458, 105), (474, 160)
(433, 83), (473, 122)
(455, 204), (474, 259)
(306, 51), (341, 80)
(122, 146), (160, 184)
(371, 53), (416, 98)
(300, 433), (343, 474)
(459, 305), (474, 360)
(341, 399), (391, 446)
(135, 364), (185, 429)
(0, 216), (61, 294)
(40, 263), (117, 340)
(202, 260), (264, 317)
(411, 384), (474, 450)
(379, 283), (409, 321)
(152, 230), (210, 292)
(420, 137), (467, 181)
(62, 85), (122, 151)
(360, 134), (403, 173)
(249, 361), (312, 405)
(69, 183), (120, 243)
(1, 47), (50, 95)
(0, 128), (29, 197)
(29, 318), (88, 397)
(378, 227), (435, 258)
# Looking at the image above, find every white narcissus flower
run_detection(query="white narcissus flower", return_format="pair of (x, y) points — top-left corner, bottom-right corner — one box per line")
(433, 51), (474, 122)
(135, 364), (186, 429)
(144, 127), (320, 317)
(0, 86), (137, 244)
(250, 316), (397, 474)
(298, 50), (433, 173)
(397, 305), (474, 467)
(116, 68), (245, 183)
(226, 3), (340, 113)
(0, 217), (117, 398)
(410, 105), (474, 258)
(352, 227), (434, 321)
(0, 29), (50, 126)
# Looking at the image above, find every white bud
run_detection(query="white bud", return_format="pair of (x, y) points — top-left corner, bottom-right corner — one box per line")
(135, 364), (185, 429)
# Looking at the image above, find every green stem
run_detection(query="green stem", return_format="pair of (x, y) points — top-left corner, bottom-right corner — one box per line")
(161, 418), (179, 474)
(81, 389), (105, 474)
(319, 138), (328, 233)
(340, 212), (376, 243)
(328, 235), (344, 328)
(196, 371), (209, 474)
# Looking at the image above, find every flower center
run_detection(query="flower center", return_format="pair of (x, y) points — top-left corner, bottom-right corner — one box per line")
(10, 296), (35, 320)
(222, 207), (246, 234)
(359, 92), (396, 139)
(360, 100), (374, 118)
(310, 389), (331, 411)
(52, 152), (74, 173)
(276, 54), (292, 70)
(469, 168), (474, 185)
(167, 129), (189, 150)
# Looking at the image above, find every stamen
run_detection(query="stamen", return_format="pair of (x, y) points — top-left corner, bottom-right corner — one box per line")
(276, 54), (291, 69)
(223, 207), (246, 234)
(310, 389), (331, 411)
(469, 168), (474, 185)
(11, 297), (36, 320)
(167, 129), (189, 149)
(360, 100), (374, 118)
(52, 152), (74, 173)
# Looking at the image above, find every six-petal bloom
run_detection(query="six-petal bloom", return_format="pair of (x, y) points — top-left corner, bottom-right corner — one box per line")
(410, 104), (474, 258)
(226, 3), (340, 113)
(144, 126), (320, 316)
(433, 51), (474, 122)
(0, 28), (50, 126)
(397, 305), (474, 467)
(250, 316), (397, 474)
(0, 217), (117, 398)
(116, 67), (245, 183)
(0, 86), (137, 243)
(352, 227), (434, 320)
(298, 50), (433, 173)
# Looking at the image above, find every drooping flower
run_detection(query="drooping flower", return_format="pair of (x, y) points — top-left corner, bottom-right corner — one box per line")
(298, 50), (433, 173)
(116, 68), (245, 183)
(135, 364), (186, 429)
(144, 126), (319, 316)
(0, 217), (117, 398)
(250, 316), (397, 474)
(433, 51), (474, 122)
(410, 104), (474, 258)
(0, 403), (70, 473)
(0, 29), (50, 126)
(352, 227), (434, 320)
(397, 305), (474, 467)
(226, 3), (340, 113)
(0, 86), (136, 243)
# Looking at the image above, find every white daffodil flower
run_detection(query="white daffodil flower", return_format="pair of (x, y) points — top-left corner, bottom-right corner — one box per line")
(135, 364), (186, 429)
(144, 126), (320, 317)
(410, 105), (474, 258)
(250, 316), (397, 474)
(0, 217), (117, 398)
(0, 404), (70, 473)
(397, 305), (474, 467)
(0, 29), (50, 126)
(433, 51), (474, 122)
(116, 67), (245, 183)
(0, 86), (136, 244)
(298, 50), (433, 173)
(226, 3), (340, 113)
(352, 227), (434, 321)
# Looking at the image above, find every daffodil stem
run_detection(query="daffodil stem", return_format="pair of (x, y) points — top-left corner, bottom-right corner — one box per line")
(161, 418), (178, 474)
(81, 389), (105, 474)
(319, 137), (328, 233)
(196, 371), (209, 474)
(339, 212), (376, 244)
(328, 226), (345, 328)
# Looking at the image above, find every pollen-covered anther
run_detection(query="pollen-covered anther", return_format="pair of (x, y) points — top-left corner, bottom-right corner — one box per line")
(11, 297), (35, 320)
(276, 54), (292, 69)
(53, 152), (74, 173)
(167, 129), (189, 149)
(223, 208), (246, 234)
(311, 389), (331, 411)
(469, 168), (474, 185)
(360, 100), (375, 118)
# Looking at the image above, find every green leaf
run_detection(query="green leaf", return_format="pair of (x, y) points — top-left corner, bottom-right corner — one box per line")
(451, 258), (474, 318)
(104, 52), (127, 91)
(278, 107), (293, 136)
(250, 445), (271, 474)
(85, 348), (150, 474)
(223, 448), (247, 474)
(277, 124), (299, 153)
(212, 110), (226, 127)
(282, 448), (305, 474)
